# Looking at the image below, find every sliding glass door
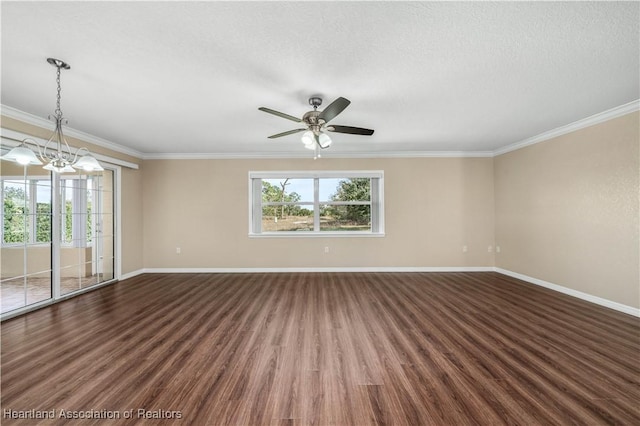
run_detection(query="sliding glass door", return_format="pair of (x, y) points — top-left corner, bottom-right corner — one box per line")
(1, 163), (53, 313)
(59, 170), (114, 296)
(1, 163), (116, 315)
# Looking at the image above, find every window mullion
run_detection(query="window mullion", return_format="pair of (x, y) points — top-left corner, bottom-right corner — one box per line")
(29, 179), (37, 244)
(371, 178), (378, 233)
(313, 178), (319, 232)
(252, 178), (262, 233)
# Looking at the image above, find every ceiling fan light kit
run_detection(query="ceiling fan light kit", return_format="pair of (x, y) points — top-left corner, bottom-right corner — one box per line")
(301, 131), (316, 150)
(1, 58), (104, 173)
(318, 133), (332, 149)
(259, 96), (374, 158)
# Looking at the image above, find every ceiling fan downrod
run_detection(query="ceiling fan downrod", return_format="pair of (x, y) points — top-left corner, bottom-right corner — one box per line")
(308, 96), (322, 110)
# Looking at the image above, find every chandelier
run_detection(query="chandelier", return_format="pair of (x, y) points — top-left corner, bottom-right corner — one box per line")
(1, 58), (103, 173)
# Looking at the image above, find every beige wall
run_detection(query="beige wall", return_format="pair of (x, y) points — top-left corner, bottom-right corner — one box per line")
(142, 157), (495, 269)
(121, 167), (143, 275)
(494, 112), (639, 309)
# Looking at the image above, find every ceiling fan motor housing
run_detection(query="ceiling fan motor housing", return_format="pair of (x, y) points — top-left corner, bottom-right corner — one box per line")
(302, 110), (324, 133)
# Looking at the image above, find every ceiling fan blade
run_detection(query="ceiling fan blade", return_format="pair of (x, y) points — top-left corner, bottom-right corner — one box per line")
(326, 125), (374, 136)
(318, 97), (351, 123)
(268, 128), (307, 139)
(259, 107), (302, 123)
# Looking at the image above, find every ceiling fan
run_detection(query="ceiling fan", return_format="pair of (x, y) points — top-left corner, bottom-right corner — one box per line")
(258, 96), (374, 155)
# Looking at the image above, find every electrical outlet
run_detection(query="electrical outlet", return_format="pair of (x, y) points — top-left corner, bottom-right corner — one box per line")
(324, 246), (329, 253)
(488, 245), (493, 253)
(462, 245), (468, 253)
(496, 246), (501, 253)
(176, 247), (181, 254)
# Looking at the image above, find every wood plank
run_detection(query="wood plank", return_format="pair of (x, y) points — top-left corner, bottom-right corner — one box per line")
(1, 272), (638, 425)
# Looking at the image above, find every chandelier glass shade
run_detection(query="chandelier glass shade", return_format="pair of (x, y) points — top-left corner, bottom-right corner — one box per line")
(1, 144), (43, 165)
(1, 58), (104, 173)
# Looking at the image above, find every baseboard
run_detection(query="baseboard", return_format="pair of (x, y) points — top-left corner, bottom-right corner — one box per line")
(142, 266), (494, 274)
(494, 268), (640, 318)
(119, 269), (145, 281)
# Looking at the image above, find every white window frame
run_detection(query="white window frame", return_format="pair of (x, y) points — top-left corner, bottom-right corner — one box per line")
(249, 170), (384, 237)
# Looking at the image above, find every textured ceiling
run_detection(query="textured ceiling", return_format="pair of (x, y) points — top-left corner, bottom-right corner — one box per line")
(1, 1), (638, 157)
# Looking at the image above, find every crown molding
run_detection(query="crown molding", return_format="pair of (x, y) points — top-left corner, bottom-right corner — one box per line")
(493, 99), (640, 156)
(1, 104), (144, 159)
(141, 150), (495, 160)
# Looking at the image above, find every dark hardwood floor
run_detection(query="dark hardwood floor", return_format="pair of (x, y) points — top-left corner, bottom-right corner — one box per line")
(1, 272), (639, 425)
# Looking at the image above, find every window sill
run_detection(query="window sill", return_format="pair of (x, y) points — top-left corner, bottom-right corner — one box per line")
(249, 232), (385, 238)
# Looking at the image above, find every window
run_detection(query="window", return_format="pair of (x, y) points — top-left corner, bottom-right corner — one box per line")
(2, 177), (52, 245)
(2, 176), (95, 247)
(249, 171), (384, 236)
(60, 177), (93, 247)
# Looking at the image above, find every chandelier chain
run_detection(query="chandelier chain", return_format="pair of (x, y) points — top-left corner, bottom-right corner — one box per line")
(55, 65), (62, 118)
